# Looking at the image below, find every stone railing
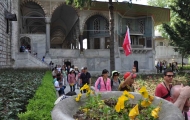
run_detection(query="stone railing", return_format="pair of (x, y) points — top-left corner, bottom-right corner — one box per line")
(14, 52), (49, 68)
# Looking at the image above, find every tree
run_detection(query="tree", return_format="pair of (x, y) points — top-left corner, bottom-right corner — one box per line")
(148, 0), (189, 68)
(66, 0), (133, 73)
(162, 0), (190, 68)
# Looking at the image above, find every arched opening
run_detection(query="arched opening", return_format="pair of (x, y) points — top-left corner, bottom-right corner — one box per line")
(83, 15), (109, 49)
(20, 1), (45, 34)
(51, 4), (79, 49)
(64, 60), (71, 68)
(134, 61), (139, 72)
(19, 37), (31, 53)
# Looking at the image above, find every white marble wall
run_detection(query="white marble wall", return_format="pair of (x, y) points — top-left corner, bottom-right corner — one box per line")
(49, 49), (80, 58)
(83, 49), (110, 58)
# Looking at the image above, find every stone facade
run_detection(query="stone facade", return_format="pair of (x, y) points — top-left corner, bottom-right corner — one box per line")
(0, 0), (12, 68)
(155, 31), (188, 65)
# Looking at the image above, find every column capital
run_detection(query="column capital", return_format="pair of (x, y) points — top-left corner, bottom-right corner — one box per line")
(45, 17), (51, 24)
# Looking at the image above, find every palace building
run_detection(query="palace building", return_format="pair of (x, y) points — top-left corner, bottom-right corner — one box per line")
(0, 0), (170, 74)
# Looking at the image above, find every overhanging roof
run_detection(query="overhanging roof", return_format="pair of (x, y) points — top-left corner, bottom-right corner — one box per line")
(87, 1), (170, 26)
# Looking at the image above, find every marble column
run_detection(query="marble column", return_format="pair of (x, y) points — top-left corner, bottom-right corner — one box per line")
(100, 37), (105, 49)
(11, 0), (19, 61)
(45, 17), (51, 54)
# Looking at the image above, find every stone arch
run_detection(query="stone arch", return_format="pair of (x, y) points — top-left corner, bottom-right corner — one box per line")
(21, 0), (47, 16)
(19, 36), (32, 52)
(51, 2), (79, 17)
(24, 11), (45, 17)
(81, 12), (109, 33)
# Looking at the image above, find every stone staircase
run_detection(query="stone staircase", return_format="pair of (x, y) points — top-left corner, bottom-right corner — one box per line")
(13, 52), (49, 68)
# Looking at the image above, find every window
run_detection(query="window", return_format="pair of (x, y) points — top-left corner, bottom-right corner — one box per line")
(131, 36), (138, 45)
(146, 37), (152, 48)
(159, 42), (164, 46)
(93, 18), (100, 33)
(139, 20), (145, 34)
(105, 19), (109, 33)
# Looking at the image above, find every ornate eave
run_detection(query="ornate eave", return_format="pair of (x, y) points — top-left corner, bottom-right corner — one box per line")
(119, 47), (152, 54)
(86, 1), (170, 26)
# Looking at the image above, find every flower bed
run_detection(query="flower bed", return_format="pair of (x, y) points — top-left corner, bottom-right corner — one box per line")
(133, 74), (190, 96)
(0, 69), (46, 120)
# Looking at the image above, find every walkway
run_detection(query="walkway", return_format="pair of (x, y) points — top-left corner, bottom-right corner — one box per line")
(64, 84), (81, 95)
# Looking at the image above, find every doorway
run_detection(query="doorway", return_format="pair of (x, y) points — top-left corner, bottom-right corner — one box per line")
(134, 61), (138, 72)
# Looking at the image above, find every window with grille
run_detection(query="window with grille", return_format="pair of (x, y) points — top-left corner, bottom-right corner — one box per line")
(139, 20), (145, 34)
(93, 18), (100, 33)
(159, 42), (164, 46)
(146, 37), (152, 48)
(105, 19), (109, 33)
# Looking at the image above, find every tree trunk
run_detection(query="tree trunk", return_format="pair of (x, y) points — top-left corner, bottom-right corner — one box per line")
(182, 53), (184, 69)
(109, 0), (115, 74)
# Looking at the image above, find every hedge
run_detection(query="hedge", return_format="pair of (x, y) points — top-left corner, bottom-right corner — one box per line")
(18, 71), (56, 120)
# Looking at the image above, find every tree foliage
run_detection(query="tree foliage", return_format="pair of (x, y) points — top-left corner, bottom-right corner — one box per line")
(163, 0), (190, 57)
(148, 0), (190, 66)
(66, 0), (92, 8)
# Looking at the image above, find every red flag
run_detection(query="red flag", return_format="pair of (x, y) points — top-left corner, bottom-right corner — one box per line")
(122, 27), (131, 56)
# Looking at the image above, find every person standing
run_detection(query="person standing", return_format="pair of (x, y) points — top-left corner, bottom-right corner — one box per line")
(68, 68), (76, 92)
(160, 62), (163, 73)
(80, 67), (91, 93)
(119, 67), (137, 92)
(95, 69), (111, 92)
(74, 66), (80, 89)
(54, 77), (65, 96)
(61, 65), (67, 86)
(66, 65), (71, 82)
(111, 70), (121, 91)
(155, 69), (173, 101)
(41, 56), (45, 62)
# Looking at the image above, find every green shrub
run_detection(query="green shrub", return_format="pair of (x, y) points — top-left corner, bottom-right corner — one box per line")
(18, 71), (56, 120)
(178, 65), (190, 70)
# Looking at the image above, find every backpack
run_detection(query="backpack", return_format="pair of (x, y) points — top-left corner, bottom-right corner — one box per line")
(111, 79), (121, 87)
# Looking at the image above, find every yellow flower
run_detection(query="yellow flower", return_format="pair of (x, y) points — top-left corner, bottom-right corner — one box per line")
(115, 95), (128, 112)
(141, 100), (151, 107)
(148, 95), (154, 102)
(139, 86), (149, 98)
(119, 95), (128, 109)
(75, 93), (82, 102)
(75, 96), (80, 102)
(86, 89), (91, 96)
(115, 102), (121, 112)
(78, 93), (82, 97)
(129, 104), (139, 119)
(123, 90), (134, 99)
(80, 83), (90, 91)
(82, 108), (88, 113)
(151, 107), (160, 119)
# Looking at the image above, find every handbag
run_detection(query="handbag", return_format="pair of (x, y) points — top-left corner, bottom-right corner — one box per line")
(97, 77), (101, 90)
